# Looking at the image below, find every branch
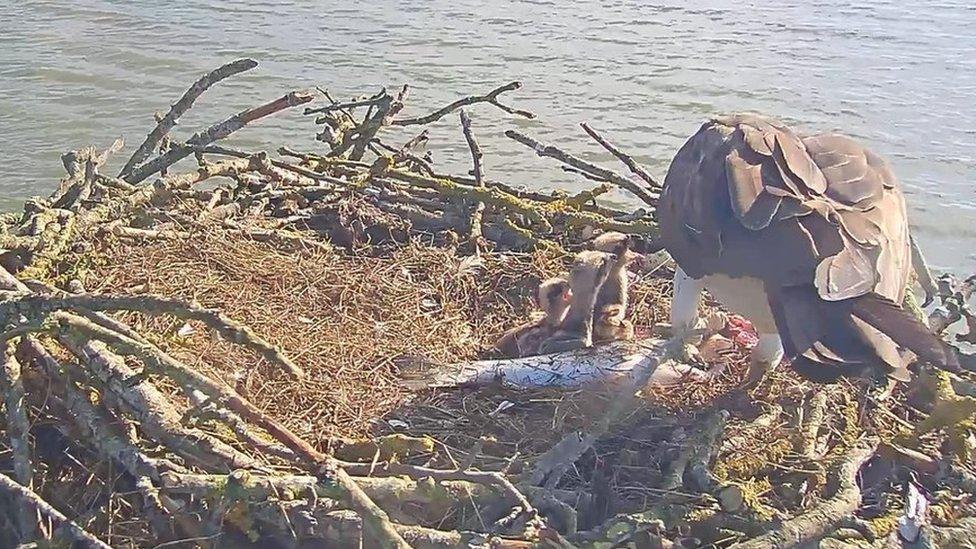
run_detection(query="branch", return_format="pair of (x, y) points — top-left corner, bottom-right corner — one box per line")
(0, 472), (112, 548)
(1, 342), (32, 487)
(333, 467), (413, 549)
(659, 409), (729, 492)
(394, 82), (534, 126)
(202, 144), (349, 187)
(20, 337), (181, 481)
(580, 122), (661, 189)
(59, 336), (262, 472)
(796, 391), (829, 460)
(459, 110), (485, 187)
(1, 340), (34, 541)
(304, 92), (388, 115)
(460, 109), (488, 252)
(8, 293), (303, 379)
(20, 337), (177, 539)
(118, 58), (258, 178)
(380, 170), (553, 233)
(124, 89), (315, 184)
(729, 441), (878, 549)
(505, 129), (659, 207)
(52, 312), (329, 466)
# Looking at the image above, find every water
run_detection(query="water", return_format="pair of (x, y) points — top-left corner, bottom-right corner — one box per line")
(1, 0), (973, 272)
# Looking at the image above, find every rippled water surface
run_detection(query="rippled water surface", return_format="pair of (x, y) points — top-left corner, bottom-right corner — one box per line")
(1, 0), (973, 270)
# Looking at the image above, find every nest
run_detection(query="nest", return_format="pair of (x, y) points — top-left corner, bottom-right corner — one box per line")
(1, 58), (976, 549)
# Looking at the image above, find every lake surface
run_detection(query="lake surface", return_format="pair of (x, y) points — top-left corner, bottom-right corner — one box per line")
(1, 0), (973, 271)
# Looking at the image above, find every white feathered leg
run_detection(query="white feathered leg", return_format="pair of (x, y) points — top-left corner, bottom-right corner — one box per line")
(670, 266), (704, 336)
(745, 332), (784, 386)
(668, 266), (707, 362)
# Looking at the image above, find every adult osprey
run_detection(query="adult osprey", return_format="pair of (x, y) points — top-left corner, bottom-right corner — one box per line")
(658, 114), (956, 383)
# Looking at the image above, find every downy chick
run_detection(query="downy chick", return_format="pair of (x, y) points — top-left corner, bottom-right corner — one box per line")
(589, 231), (639, 343)
(538, 250), (615, 354)
(493, 277), (571, 358)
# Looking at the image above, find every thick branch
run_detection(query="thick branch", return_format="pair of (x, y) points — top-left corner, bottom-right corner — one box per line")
(1, 341), (32, 487)
(8, 293), (303, 379)
(124, 90), (315, 184)
(729, 441), (878, 549)
(53, 312), (328, 465)
(118, 58), (258, 178)
(0, 472), (112, 548)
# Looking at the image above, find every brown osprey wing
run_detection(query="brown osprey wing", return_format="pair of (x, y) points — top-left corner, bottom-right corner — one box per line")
(660, 115), (904, 301)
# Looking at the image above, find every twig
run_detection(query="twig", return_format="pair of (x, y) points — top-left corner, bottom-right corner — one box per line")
(0, 472), (112, 548)
(118, 58), (258, 178)
(304, 92), (389, 116)
(371, 138), (435, 176)
(505, 129), (659, 206)
(6, 293), (303, 379)
(202, 144), (349, 187)
(580, 122), (661, 189)
(394, 82), (534, 126)
(125, 89), (315, 184)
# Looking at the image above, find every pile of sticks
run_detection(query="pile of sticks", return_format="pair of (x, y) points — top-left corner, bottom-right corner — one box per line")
(1, 58), (975, 548)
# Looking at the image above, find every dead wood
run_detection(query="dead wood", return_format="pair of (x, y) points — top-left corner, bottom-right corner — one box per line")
(0, 472), (112, 548)
(394, 81), (535, 126)
(119, 58), (259, 179)
(729, 441), (878, 549)
(5, 293), (303, 379)
(580, 122), (661, 190)
(506, 129), (660, 206)
(124, 89), (315, 184)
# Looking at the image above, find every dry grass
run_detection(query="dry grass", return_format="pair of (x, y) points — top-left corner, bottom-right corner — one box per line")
(76, 220), (576, 445)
